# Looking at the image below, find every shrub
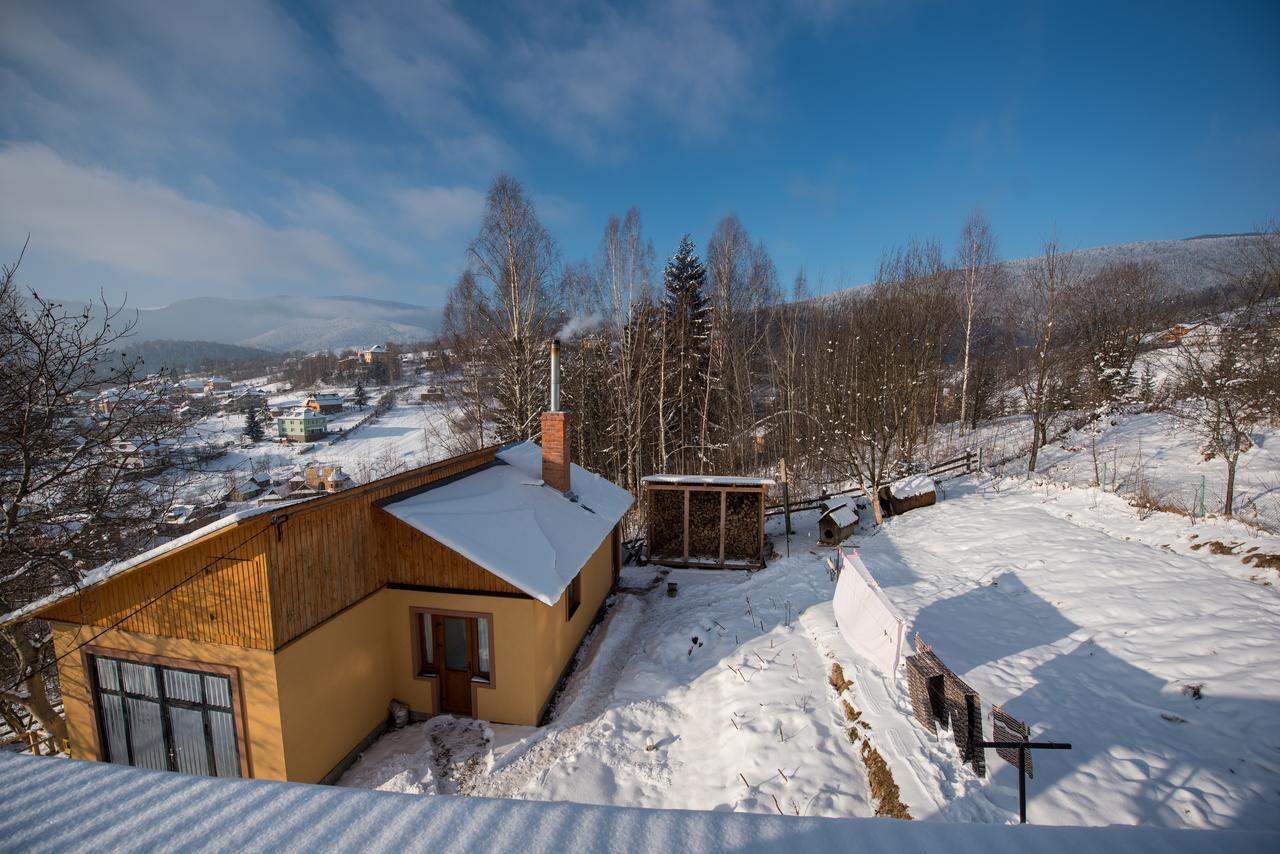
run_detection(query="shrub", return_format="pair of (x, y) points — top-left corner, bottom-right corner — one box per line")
(860, 741), (912, 820)
(829, 663), (852, 694)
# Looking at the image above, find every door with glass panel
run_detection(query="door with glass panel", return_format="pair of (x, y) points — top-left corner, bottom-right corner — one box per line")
(91, 654), (241, 777)
(429, 614), (492, 717)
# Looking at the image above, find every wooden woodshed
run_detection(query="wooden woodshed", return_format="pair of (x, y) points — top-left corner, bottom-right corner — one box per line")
(642, 475), (774, 569)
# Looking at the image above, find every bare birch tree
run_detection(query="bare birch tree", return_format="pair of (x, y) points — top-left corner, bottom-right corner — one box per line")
(955, 211), (998, 428)
(1018, 239), (1076, 472)
(467, 175), (560, 442)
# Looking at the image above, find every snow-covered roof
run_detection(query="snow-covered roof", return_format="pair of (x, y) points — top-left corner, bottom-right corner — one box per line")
(641, 474), (775, 487)
(822, 503), (858, 529)
(382, 441), (633, 605)
(281, 408), (324, 420)
(309, 392), (343, 402)
(0, 501), (308, 626)
(0, 754), (1268, 854)
(889, 474), (936, 500)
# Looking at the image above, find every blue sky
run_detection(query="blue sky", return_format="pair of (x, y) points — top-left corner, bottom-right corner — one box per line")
(2, 0), (1277, 308)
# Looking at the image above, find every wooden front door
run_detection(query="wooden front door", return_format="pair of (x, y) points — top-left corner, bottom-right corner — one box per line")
(433, 615), (475, 716)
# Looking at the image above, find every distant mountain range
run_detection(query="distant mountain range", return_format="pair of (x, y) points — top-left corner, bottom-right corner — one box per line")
(55, 295), (441, 353)
(826, 232), (1261, 301)
(51, 234), (1261, 354)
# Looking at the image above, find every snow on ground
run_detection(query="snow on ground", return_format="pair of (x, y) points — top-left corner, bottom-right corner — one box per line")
(340, 473), (1280, 832)
(1035, 410), (1280, 532)
(344, 546), (879, 818)
(856, 477), (1280, 831)
(173, 386), (462, 507)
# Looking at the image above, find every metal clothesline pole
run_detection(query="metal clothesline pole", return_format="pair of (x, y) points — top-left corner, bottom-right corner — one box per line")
(974, 740), (1073, 825)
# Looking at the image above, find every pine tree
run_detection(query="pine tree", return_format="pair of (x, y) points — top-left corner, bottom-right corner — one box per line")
(243, 408), (264, 442)
(352, 381), (369, 409)
(660, 235), (713, 472)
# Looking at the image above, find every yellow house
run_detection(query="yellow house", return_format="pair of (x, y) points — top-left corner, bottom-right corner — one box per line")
(3, 401), (631, 785)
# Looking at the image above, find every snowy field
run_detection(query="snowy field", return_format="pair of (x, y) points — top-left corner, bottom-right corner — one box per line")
(338, 474), (1280, 831)
(171, 384), (462, 507)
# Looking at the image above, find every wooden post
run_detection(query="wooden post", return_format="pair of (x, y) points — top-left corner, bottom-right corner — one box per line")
(682, 487), (690, 564)
(780, 457), (792, 537)
(719, 489), (727, 567)
(758, 488), (766, 567)
(645, 485), (653, 565)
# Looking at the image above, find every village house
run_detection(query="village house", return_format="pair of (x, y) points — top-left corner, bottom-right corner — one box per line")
(1, 345), (631, 785)
(275, 408), (327, 443)
(205, 377), (233, 394)
(302, 463), (355, 493)
(358, 344), (389, 365)
(304, 391), (345, 415)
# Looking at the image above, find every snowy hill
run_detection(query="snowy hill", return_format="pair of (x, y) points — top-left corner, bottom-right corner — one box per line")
(825, 233), (1261, 300)
(54, 294), (441, 352)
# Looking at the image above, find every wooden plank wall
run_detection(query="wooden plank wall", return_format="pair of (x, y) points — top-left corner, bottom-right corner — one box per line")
(41, 522), (275, 650)
(264, 448), (498, 647)
(40, 446), (499, 652)
(372, 510), (525, 596)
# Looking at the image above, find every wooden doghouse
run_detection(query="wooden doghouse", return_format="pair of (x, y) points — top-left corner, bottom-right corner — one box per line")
(642, 475), (774, 568)
(818, 496), (858, 545)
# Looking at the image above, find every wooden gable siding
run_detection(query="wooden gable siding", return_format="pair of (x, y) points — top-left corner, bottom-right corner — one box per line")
(372, 509), (525, 597)
(40, 522), (275, 650)
(264, 447), (499, 648)
(36, 446), (500, 653)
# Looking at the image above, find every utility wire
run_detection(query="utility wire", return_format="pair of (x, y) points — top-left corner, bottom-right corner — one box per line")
(2, 516), (280, 698)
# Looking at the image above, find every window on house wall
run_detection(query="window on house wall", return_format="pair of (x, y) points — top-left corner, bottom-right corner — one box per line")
(566, 572), (582, 621)
(90, 654), (241, 778)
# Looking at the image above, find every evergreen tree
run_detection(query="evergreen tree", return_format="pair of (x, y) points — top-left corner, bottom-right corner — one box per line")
(660, 235), (713, 472)
(243, 408), (264, 442)
(352, 380), (369, 409)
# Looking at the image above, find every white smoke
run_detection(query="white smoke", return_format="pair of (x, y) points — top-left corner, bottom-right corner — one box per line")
(556, 313), (603, 341)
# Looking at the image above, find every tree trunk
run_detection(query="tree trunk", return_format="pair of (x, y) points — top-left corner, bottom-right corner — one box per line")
(1224, 452), (1237, 515)
(2, 629), (68, 747)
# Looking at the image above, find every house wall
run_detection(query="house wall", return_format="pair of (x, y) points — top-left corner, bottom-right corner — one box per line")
(273, 591), (393, 784)
(529, 529), (616, 717)
(50, 621), (287, 780)
(382, 588), (540, 726)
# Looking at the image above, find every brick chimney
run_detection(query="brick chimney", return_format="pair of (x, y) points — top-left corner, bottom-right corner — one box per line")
(541, 338), (571, 492)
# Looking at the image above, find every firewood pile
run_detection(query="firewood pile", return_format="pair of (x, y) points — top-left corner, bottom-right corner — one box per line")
(649, 489), (684, 558)
(723, 492), (760, 559)
(642, 475), (772, 568)
(688, 491), (721, 558)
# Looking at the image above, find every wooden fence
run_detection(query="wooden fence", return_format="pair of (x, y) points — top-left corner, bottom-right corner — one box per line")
(765, 449), (978, 518)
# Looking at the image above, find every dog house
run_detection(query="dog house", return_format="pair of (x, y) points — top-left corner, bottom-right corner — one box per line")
(818, 496), (858, 545)
(642, 475), (774, 568)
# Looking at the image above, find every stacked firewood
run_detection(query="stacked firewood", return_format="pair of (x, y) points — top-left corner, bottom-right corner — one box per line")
(723, 492), (760, 560)
(688, 491), (721, 558)
(648, 490), (684, 557)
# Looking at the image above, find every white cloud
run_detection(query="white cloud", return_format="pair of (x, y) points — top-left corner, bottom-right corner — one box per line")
(499, 0), (762, 155)
(393, 185), (487, 239)
(0, 0), (314, 158)
(0, 143), (370, 291)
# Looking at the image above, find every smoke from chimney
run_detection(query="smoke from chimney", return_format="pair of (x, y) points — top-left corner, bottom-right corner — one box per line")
(555, 313), (603, 341)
